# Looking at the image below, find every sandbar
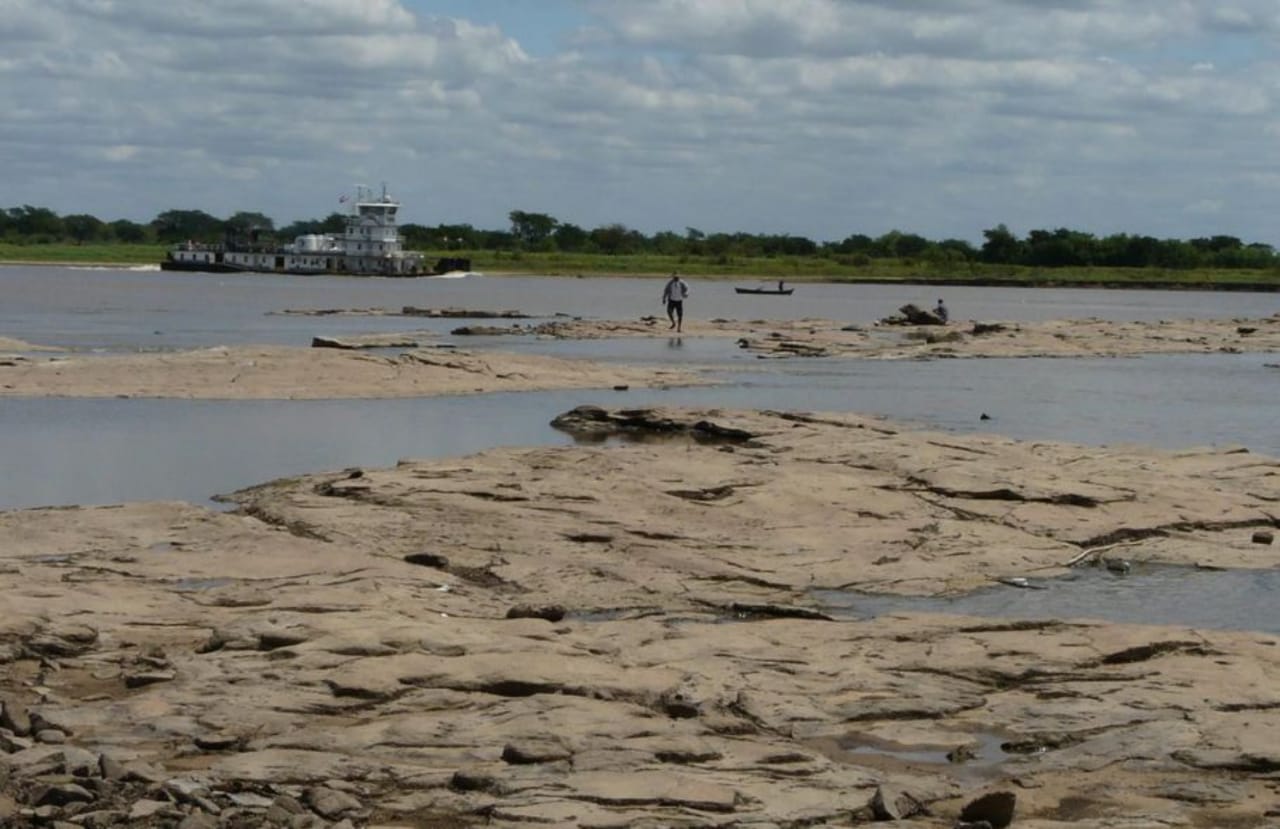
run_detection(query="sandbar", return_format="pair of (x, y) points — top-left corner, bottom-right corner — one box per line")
(4, 314), (1277, 401)
(0, 336), (62, 353)
(461, 312), (1280, 359)
(0, 344), (702, 399)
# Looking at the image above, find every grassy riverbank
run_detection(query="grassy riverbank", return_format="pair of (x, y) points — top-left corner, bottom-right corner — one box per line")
(4, 243), (1279, 289)
(0, 243), (168, 265)
(467, 250), (1280, 289)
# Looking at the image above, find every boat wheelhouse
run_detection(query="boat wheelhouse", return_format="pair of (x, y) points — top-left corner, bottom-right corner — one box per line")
(162, 185), (449, 276)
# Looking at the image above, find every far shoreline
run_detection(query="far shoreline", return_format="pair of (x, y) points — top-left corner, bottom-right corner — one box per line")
(3, 256), (1280, 291)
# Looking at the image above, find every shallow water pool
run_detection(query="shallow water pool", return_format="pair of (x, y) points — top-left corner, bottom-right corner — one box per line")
(816, 563), (1280, 636)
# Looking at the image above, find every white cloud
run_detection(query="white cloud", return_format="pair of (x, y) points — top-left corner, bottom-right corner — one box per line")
(100, 145), (140, 162)
(1185, 199), (1224, 215)
(583, 0), (1201, 59)
(0, 0), (1277, 243)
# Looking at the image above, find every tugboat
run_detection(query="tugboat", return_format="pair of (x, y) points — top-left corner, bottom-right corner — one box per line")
(161, 185), (468, 276)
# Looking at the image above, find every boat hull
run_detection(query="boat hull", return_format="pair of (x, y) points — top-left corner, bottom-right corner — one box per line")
(735, 287), (794, 295)
(159, 260), (241, 274)
(161, 252), (468, 277)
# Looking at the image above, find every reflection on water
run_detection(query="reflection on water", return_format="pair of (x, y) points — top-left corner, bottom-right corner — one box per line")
(0, 394), (582, 510)
(816, 564), (1280, 635)
(823, 729), (1011, 775)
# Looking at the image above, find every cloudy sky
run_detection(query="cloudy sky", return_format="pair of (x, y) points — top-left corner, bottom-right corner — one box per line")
(4, 0), (1278, 244)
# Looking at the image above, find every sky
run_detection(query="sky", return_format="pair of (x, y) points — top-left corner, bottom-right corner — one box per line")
(3, 0), (1279, 245)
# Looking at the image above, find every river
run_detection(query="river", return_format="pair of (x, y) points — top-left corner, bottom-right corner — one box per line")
(2, 264), (1278, 510)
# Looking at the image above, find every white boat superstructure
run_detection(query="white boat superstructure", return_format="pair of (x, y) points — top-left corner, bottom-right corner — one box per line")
(163, 184), (430, 276)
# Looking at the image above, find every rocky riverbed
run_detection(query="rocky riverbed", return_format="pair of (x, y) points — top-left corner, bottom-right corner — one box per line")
(3, 314), (1278, 401)
(2, 406), (1279, 827)
(453, 312), (1280, 361)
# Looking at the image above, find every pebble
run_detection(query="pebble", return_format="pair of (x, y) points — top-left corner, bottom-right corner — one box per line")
(129, 799), (176, 820)
(304, 785), (362, 819)
(177, 812), (219, 829)
(124, 670), (177, 688)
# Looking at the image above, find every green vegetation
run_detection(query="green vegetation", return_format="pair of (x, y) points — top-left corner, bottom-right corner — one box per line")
(2, 205), (1278, 289)
(0, 242), (166, 264)
(440, 250), (1280, 288)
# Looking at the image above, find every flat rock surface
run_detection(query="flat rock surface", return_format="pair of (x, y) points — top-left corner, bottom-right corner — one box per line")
(513, 312), (1280, 359)
(0, 344), (701, 399)
(2, 407), (1279, 826)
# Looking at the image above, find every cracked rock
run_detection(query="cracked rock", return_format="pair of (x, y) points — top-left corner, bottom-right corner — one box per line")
(501, 740), (572, 765)
(0, 698), (32, 736)
(871, 784), (925, 820)
(26, 623), (99, 657)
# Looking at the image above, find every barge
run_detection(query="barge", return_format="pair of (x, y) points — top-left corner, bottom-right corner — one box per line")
(161, 185), (468, 276)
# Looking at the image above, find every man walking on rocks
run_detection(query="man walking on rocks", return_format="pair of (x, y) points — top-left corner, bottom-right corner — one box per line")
(662, 272), (690, 332)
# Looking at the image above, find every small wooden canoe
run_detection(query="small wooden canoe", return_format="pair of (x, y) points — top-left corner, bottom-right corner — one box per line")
(735, 287), (794, 295)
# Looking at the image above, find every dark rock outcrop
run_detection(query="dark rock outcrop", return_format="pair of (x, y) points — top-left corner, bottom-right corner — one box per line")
(880, 303), (947, 326)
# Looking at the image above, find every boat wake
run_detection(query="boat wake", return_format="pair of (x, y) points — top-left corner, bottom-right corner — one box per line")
(69, 264), (161, 272)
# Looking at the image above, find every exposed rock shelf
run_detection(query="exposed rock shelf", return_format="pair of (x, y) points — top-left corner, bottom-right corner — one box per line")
(2, 407), (1278, 826)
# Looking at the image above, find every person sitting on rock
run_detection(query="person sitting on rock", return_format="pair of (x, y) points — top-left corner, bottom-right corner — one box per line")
(935, 298), (949, 323)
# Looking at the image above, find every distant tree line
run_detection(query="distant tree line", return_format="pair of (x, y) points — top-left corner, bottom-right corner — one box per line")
(3, 204), (1277, 270)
